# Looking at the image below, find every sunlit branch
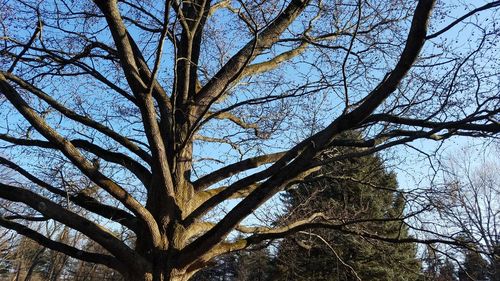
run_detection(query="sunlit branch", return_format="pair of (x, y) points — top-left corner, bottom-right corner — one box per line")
(0, 156), (140, 232)
(94, 0), (176, 210)
(178, 0), (436, 266)
(193, 152), (286, 191)
(2, 71), (152, 163)
(0, 217), (124, 271)
(0, 72), (161, 245)
(0, 182), (147, 271)
(194, 0), (311, 117)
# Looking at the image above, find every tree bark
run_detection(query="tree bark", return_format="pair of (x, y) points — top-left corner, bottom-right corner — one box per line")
(127, 269), (193, 281)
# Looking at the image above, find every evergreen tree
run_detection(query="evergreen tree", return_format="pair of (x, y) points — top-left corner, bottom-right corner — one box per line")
(273, 143), (421, 281)
(422, 245), (441, 280)
(438, 259), (457, 281)
(489, 243), (500, 281)
(458, 247), (489, 281)
(235, 248), (275, 281)
(191, 247), (275, 281)
(422, 247), (458, 281)
(191, 253), (238, 281)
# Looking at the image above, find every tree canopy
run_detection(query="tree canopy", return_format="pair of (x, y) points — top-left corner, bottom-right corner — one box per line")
(0, 0), (499, 280)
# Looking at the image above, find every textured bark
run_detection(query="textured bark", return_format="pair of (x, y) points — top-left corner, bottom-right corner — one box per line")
(1, 0), (499, 280)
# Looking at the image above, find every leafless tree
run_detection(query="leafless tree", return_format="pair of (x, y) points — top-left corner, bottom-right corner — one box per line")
(0, 0), (499, 280)
(430, 146), (500, 278)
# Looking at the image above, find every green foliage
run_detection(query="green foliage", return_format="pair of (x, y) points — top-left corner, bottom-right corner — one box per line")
(490, 244), (500, 281)
(191, 248), (275, 281)
(273, 141), (421, 281)
(458, 247), (489, 281)
(439, 259), (457, 281)
(421, 247), (457, 281)
(191, 254), (238, 281)
(235, 248), (276, 281)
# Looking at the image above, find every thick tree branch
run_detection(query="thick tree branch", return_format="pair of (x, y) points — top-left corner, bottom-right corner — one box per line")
(194, 0), (311, 117)
(364, 113), (500, 134)
(243, 217), (462, 248)
(0, 72), (162, 246)
(0, 134), (152, 189)
(241, 42), (308, 77)
(92, 0), (148, 97)
(178, 0), (435, 267)
(94, 1), (178, 212)
(0, 156), (140, 232)
(0, 217), (124, 271)
(0, 182), (148, 271)
(70, 193), (140, 233)
(209, 111), (264, 138)
(71, 139), (152, 187)
(2, 71), (152, 163)
(193, 152), (286, 191)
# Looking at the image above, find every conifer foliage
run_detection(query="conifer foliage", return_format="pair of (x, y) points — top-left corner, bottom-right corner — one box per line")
(273, 149), (421, 280)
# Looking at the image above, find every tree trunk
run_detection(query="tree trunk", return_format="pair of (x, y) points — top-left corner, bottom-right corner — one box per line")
(128, 271), (192, 281)
(133, 265), (194, 281)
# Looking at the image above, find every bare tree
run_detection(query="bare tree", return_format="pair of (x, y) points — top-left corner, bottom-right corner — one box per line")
(69, 239), (125, 281)
(0, 0), (499, 280)
(432, 146), (500, 279)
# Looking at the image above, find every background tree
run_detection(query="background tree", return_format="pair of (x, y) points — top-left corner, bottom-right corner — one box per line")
(273, 148), (421, 281)
(438, 259), (457, 281)
(191, 246), (274, 281)
(458, 246), (489, 281)
(0, 0), (499, 280)
(422, 246), (457, 281)
(68, 239), (125, 281)
(430, 147), (500, 280)
(9, 236), (47, 281)
(190, 253), (238, 281)
(489, 244), (500, 281)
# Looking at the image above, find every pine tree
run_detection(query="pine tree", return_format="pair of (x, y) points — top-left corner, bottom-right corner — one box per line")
(422, 247), (458, 281)
(190, 253), (238, 281)
(489, 243), (500, 281)
(273, 142), (421, 281)
(438, 259), (457, 281)
(191, 247), (275, 281)
(235, 248), (276, 281)
(458, 247), (489, 281)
